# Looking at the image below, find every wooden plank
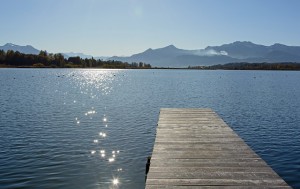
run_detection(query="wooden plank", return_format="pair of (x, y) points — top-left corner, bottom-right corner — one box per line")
(152, 145), (253, 151)
(145, 108), (291, 188)
(146, 178), (288, 186)
(149, 160), (269, 168)
(149, 166), (272, 174)
(147, 172), (282, 180)
(157, 123), (230, 127)
(154, 138), (244, 142)
(146, 185), (291, 189)
(151, 153), (260, 159)
(155, 134), (241, 138)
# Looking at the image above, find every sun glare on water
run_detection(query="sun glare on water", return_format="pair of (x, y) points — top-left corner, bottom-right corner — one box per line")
(113, 178), (119, 185)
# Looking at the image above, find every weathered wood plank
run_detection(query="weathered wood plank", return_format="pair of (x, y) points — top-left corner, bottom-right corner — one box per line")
(146, 178), (288, 186)
(154, 138), (244, 142)
(146, 186), (291, 189)
(145, 108), (291, 188)
(149, 163), (273, 169)
(147, 172), (282, 180)
(152, 146), (253, 151)
(155, 134), (241, 138)
(151, 152), (260, 159)
(149, 157), (266, 164)
(153, 141), (246, 145)
(157, 124), (230, 128)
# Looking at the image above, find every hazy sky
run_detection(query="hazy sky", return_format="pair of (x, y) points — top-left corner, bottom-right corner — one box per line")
(1, 0), (300, 56)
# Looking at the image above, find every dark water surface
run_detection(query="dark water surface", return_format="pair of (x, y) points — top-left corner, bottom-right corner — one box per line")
(0, 69), (299, 189)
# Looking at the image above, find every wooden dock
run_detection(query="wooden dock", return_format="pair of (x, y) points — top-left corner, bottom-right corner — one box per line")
(145, 108), (291, 188)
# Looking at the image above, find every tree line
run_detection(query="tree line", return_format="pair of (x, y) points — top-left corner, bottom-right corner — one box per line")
(0, 50), (151, 69)
(189, 62), (300, 70)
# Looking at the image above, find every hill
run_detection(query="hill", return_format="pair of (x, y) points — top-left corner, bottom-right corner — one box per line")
(2, 42), (300, 68)
(0, 43), (40, 55)
(109, 41), (300, 67)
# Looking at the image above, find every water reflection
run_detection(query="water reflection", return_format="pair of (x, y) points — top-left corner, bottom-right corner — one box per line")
(69, 69), (121, 97)
(100, 150), (105, 158)
(99, 132), (106, 137)
(57, 70), (126, 187)
(109, 177), (120, 189)
(75, 117), (80, 125)
(113, 178), (119, 185)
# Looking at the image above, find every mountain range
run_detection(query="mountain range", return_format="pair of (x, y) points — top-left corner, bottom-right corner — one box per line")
(110, 41), (300, 67)
(0, 43), (109, 60)
(2, 41), (300, 67)
(0, 43), (40, 55)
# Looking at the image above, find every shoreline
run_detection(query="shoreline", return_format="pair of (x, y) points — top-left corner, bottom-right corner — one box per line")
(1, 66), (300, 71)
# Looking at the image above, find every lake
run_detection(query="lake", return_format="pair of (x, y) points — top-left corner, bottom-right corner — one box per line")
(0, 69), (299, 189)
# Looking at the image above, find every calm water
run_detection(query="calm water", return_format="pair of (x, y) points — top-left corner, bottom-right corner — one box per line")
(0, 69), (299, 189)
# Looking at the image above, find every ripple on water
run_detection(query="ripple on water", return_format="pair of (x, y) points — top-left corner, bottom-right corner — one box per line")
(0, 69), (299, 188)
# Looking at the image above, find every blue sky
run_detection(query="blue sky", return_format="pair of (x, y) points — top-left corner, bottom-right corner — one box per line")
(1, 0), (300, 56)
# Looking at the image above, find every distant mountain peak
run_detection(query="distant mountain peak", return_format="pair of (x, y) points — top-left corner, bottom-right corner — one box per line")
(272, 43), (286, 47)
(164, 44), (177, 49)
(5, 43), (17, 46)
(231, 41), (258, 47)
(1, 43), (40, 55)
(62, 52), (93, 59)
(233, 41), (254, 44)
(156, 44), (180, 52)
